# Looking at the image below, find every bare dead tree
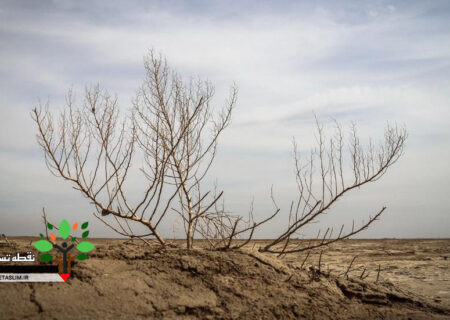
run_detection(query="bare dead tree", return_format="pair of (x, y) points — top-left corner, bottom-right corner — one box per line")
(32, 51), (237, 249)
(206, 118), (406, 254)
(193, 187), (280, 251)
(31, 49), (406, 254)
(126, 50), (237, 250)
(31, 86), (168, 243)
(193, 117), (405, 254)
(258, 118), (407, 254)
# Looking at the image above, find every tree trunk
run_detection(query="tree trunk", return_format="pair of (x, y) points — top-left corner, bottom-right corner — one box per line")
(186, 217), (193, 250)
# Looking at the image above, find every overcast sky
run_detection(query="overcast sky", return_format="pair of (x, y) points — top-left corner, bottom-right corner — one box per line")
(1, 0), (449, 238)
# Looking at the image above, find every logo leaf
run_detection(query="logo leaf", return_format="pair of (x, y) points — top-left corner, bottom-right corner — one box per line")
(77, 253), (88, 261)
(76, 241), (94, 253)
(39, 233), (44, 238)
(40, 253), (53, 262)
(58, 219), (71, 240)
(33, 240), (53, 252)
(71, 237), (77, 242)
(81, 222), (89, 230)
(82, 230), (89, 238)
(47, 223), (53, 230)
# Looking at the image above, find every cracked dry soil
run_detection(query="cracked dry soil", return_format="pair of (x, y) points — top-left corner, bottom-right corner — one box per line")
(0, 240), (449, 319)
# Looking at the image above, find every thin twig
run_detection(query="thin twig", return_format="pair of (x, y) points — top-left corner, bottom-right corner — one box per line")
(376, 264), (381, 283)
(344, 255), (358, 279)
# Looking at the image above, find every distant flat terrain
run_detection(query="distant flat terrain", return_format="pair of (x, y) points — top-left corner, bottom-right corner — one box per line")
(277, 239), (450, 307)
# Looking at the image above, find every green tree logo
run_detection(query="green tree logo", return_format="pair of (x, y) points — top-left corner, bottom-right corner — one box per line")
(33, 219), (94, 277)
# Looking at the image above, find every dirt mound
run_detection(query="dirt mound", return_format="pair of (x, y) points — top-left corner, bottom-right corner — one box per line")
(1, 242), (449, 319)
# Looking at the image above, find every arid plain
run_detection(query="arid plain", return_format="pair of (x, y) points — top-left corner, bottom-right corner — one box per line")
(0, 238), (449, 319)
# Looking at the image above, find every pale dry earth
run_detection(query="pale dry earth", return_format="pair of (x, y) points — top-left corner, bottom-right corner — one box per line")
(0, 238), (448, 319)
(277, 239), (450, 307)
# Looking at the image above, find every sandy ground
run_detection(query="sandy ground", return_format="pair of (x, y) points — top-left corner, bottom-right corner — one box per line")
(0, 238), (448, 319)
(277, 239), (450, 307)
